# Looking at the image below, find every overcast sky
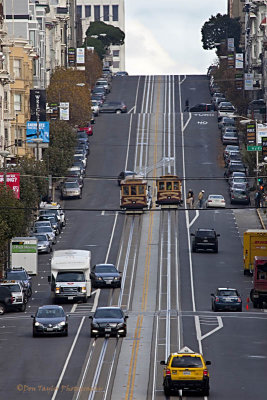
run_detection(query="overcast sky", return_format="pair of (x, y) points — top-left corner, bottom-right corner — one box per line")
(125, 0), (227, 75)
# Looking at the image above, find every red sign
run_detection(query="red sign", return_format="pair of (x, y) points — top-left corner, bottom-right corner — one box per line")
(0, 172), (20, 199)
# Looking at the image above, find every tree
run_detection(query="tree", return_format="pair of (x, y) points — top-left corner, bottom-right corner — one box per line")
(47, 68), (92, 127)
(85, 49), (103, 88)
(84, 21), (125, 59)
(201, 14), (241, 52)
(43, 120), (76, 178)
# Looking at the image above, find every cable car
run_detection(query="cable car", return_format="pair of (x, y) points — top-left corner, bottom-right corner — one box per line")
(120, 175), (152, 212)
(156, 175), (183, 208)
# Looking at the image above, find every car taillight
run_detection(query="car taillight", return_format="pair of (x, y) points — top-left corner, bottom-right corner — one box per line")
(11, 296), (15, 303)
(237, 298), (242, 303)
(203, 369), (208, 376)
(166, 369), (171, 376)
(215, 296), (219, 302)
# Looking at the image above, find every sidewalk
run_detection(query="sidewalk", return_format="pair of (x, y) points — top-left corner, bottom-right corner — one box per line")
(257, 207), (267, 229)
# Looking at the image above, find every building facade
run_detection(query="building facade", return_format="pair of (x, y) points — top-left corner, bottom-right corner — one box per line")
(76, 0), (125, 72)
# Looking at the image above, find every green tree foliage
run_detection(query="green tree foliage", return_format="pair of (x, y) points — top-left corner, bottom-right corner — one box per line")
(43, 120), (76, 178)
(84, 21), (125, 59)
(47, 68), (91, 127)
(201, 14), (241, 52)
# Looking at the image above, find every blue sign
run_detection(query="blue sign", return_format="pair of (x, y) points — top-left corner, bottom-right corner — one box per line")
(26, 121), (50, 143)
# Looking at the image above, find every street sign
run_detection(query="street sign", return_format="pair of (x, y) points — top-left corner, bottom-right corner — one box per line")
(247, 145), (262, 151)
(246, 123), (256, 145)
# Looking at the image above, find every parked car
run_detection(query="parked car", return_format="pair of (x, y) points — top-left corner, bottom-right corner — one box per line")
(211, 288), (242, 312)
(223, 145), (240, 159)
(118, 170), (137, 185)
(225, 151), (242, 166)
(228, 172), (249, 188)
(5, 267), (32, 298)
(229, 182), (248, 193)
(91, 94), (105, 105)
(33, 226), (56, 245)
(191, 229), (220, 253)
(89, 306), (128, 337)
(72, 160), (85, 176)
(95, 79), (111, 93)
(32, 233), (53, 253)
(99, 101), (127, 114)
(61, 180), (82, 200)
(213, 97), (226, 109)
(212, 91), (224, 99)
(90, 264), (122, 288)
(230, 189), (250, 205)
(74, 153), (87, 168)
(189, 103), (215, 112)
(32, 305), (68, 337)
(77, 124), (93, 136)
(221, 126), (237, 137)
(222, 131), (239, 145)
(218, 116), (235, 130)
(39, 207), (65, 229)
(115, 71), (128, 76)
(224, 162), (246, 179)
(218, 102), (235, 117)
(91, 99), (100, 116)
(67, 169), (84, 189)
(206, 194), (226, 208)
(38, 215), (61, 235)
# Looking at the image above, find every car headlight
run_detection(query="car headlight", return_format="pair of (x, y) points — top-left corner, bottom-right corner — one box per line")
(35, 322), (43, 327)
(57, 321), (66, 327)
(81, 286), (86, 293)
(114, 277), (120, 281)
(55, 287), (60, 294)
(96, 277), (103, 281)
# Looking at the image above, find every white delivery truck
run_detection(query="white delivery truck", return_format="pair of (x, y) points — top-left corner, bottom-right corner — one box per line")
(48, 249), (91, 302)
(10, 237), (38, 275)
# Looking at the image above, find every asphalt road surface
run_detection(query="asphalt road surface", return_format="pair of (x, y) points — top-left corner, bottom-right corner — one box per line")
(0, 75), (266, 400)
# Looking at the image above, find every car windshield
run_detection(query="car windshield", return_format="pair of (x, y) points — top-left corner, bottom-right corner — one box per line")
(171, 356), (203, 368)
(36, 308), (65, 318)
(6, 271), (27, 280)
(56, 271), (85, 282)
(3, 284), (20, 292)
(197, 230), (215, 238)
(35, 235), (48, 241)
(218, 290), (238, 296)
(95, 265), (117, 273)
(233, 190), (247, 195)
(40, 209), (58, 216)
(64, 182), (79, 188)
(94, 308), (123, 319)
(230, 165), (245, 172)
(224, 132), (237, 137)
(232, 178), (247, 184)
(35, 227), (52, 233)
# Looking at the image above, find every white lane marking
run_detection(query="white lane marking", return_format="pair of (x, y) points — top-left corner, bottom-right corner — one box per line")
(103, 342), (118, 400)
(179, 75), (196, 313)
(101, 210), (105, 215)
(127, 106), (135, 114)
(125, 113), (133, 170)
(183, 114), (192, 131)
(105, 212), (118, 263)
(70, 303), (77, 313)
(189, 210), (199, 228)
(74, 340), (96, 400)
(165, 211), (171, 360)
(152, 315), (159, 400)
(88, 340), (108, 400)
(175, 212), (181, 350)
(51, 316), (85, 400)
(133, 76), (141, 114)
(180, 75), (186, 84)
(91, 289), (100, 313)
(195, 316), (223, 353)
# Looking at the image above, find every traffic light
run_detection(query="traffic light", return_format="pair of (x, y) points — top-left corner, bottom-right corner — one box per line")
(258, 178), (263, 185)
(260, 185), (264, 192)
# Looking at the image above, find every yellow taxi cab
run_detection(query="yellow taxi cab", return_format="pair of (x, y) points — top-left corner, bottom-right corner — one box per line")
(160, 346), (211, 396)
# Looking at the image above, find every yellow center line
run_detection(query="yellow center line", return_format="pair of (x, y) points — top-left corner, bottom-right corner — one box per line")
(124, 77), (162, 400)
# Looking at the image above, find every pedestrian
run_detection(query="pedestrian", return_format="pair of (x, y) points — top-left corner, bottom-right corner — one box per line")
(184, 99), (189, 112)
(186, 189), (194, 209)
(198, 190), (205, 208)
(255, 190), (261, 208)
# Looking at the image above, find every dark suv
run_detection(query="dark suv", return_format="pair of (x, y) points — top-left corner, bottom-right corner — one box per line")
(191, 229), (220, 253)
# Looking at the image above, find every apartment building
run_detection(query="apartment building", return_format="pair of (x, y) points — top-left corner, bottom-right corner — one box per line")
(76, 0), (125, 72)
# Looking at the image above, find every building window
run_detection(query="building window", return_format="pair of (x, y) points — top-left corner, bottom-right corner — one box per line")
(13, 59), (22, 79)
(113, 50), (119, 57)
(103, 5), (109, 21)
(112, 5), (118, 21)
(94, 5), (100, 21)
(15, 127), (23, 147)
(113, 61), (120, 68)
(76, 5), (82, 18)
(14, 94), (22, 112)
(4, 91), (8, 111)
(4, 128), (8, 144)
(85, 5), (91, 18)
(29, 30), (36, 47)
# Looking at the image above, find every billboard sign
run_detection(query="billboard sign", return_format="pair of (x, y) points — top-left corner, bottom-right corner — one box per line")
(257, 124), (267, 144)
(76, 48), (85, 64)
(68, 47), (76, 66)
(0, 172), (20, 199)
(262, 136), (267, 157)
(227, 38), (235, 51)
(246, 123), (256, 145)
(244, 73), (253, 90)
(60, 102), (69, 121)
(228, 53), (235, 68)
(30, 89), (46, 121)
(235, 53), (243, 69)
(26, 121), (50, 143)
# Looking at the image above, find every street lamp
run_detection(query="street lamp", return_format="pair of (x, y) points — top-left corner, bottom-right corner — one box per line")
(0, 150), (10, 185)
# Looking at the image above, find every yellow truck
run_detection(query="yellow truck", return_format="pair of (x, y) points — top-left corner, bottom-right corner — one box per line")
(243, 230), (267, 275)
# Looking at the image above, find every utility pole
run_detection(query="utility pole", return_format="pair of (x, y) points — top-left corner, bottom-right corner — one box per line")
(35, 92), (40, 161)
